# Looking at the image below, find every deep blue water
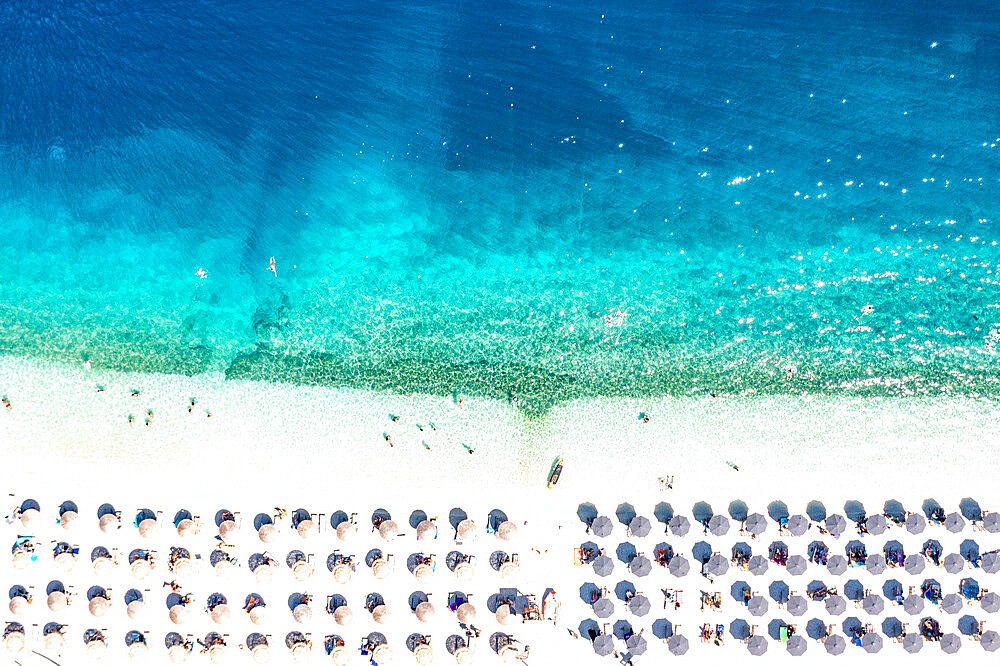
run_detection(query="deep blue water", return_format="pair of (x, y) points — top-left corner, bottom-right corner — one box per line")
(2, 0), (1000, 411)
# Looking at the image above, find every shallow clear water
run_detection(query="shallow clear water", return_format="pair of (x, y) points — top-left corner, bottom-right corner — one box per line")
(2, 0), (1000, 412)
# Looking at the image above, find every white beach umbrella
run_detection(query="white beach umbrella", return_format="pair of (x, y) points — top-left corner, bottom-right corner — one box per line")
(500, 561), (518, 580)
(131, 559), (152, 580)
(54, 552), (76, 572)
(210, 604), (231, 624)
(379, 520), (399, 541)
(86, 639), (107, 660)
(292, 560), (313, 581)
(414, 644), (433, 665)
(454, 646), (473, 665)
(138, 518), (158, 537)
(254, 563), (275, 584)
(336, 522), (357, 541)
(9, 596), (28, 615)
(60, 510), (78, 530)
(251, 644), (270, 664)
(20, 507), (40, 528)
(128, 642), (149, 660)
(497, 521), (517, 541)
(208, 645), (226, 663)
(334, 606), (354, 626)
(5, 632), (25, 654)
(99, 514), (118, 533)
(499, 645), (519, 664)
(218, 520), (238, 541)
(94, 556), (114, 577)
(496, 604), (513, 625)
(292, 604), (312, 624)
(330, 646), (349, 665)
(414, 563), (433, 583)
(173, 557), (195, 577)
(89, 596), (110, 617)
(457, 519), (477, 541)
(456, 602), (476, 624)
(372, 645), (392, 664)
(169, 605), (188, 625)
(258, 524), (278, 543)
(291, 643), (311, 662)
(214, 559), (236, 578)
(249, 606), (267, 625)
(415, 601), (435, 622)
(373, 604), (391, 624)
(176, 519), (196, 537)
(44, 632), (64, 651)
(12, 550), (30, 570)
(416, 520), (437, 540)
(333, 563), (353, 584)
(167, 645), (188, 663)
(127, 600), (145, 619)
(373, 559), (391, 580)
(47, 591), (68, 612)
(455, 562), (474, 582)
(296, 519), (315, 539)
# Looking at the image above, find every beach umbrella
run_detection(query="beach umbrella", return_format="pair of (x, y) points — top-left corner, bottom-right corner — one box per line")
(336, 521), (357, 541)
(371, 645), (392, 664)
(457, 519), (477, 540)
(787, 635), (807, 656)
(132, 559), (152, 580)
(54, 552), (76, 571)
(209, 645), (226, 663)
(628, 595), (651, 617)
(825, 596), (846, 615)
(60, 510), (78, 530)
(44, 632), (64, 651)
(825, 514), (847, 536)
(127, 600), (144, 619)
(905, 513), (926, 534)
(630, 516), (652, 537)
(946, 513), (966, 533)
(254, 564), (275, 584)
(500, 561), (519, 580)
(748, 555), (769, 576)
(862, 632), (882, 653)
(980, 630), (1000, 651)
(415, 601), (435, 622)
(292, 604), (312, 624)
(47, 591), (67, 612)
(866, 515), (887, 535)
(787, 555), (807, 576)
(416, 520), (436, 540)
(292, 560), (313, 581)
(981, 592), (1000, 613)
(94, 556), (114, 576)
(984, 513), (1000, 533)
(5, 632), (25, 654)
(455, 562), (474, 582)
(453, 647), (473, 665)
(668, 635), (689, 656)
(593, 555), (614, 577)
(218, 520), (238, 542)
(902, 633), (922, 653)
(497, 521), (518, 541)
(378, 520), (398, 541)
(865, 554), (887, 575)
(707, 554), (729, 576)
(456, 603), (476, 624)
(167, 645), (188, 663)
(904, 554), (926, 575)
(169, 605), (188, 624)
(251, 645), (270, 664)
(99, 514), (118, 533)
(414, 563), (432, 583)
(333, 606), (353, 626)
(787, 595), (808, 616)
(592, 635), (614, 656)
(591, 516), (613, 538)
(669, 555), (690, 577)
(413, 644), (432, 665)
(787, 515), (809, 536)
(630, 555), (652, 577)
(626, 634), (648, 656)
(708, 515), (730, 536)
(903, 594), (924, 615)
(981, 552), (1000, 574)
(211, 605), (232, 624)
(87, 640), (107, 659)
(747, 635), (768, 655)
(826, 555), (848, 576)
(138, 518), (158, 537)
(746, 513), (767, 535)
(128, 643), (149, 660)
(942, 594), (963, 614)
(590, 597), (613, 618)
(89, 596), (110, 617)
(373, 559), (391, 580)
(373, 604), (391, 624)
(258, 524), (277, 543)
(748, 596), (769, 616)
(12, 550), (30, 570)
(824, 635), (846, 655)
(176, 519), (196, 538)
(8, 597), (28, 615)
(669, 515), (691, 536)
(296, 519), (315, 539)
(20, 507), (40, 528)
(249, 606), (267, 625)
(941, 633), (962, 654)
(495, 604), (514, 626)
(944, 553), (965, 574)
(862, 594), (884, 615)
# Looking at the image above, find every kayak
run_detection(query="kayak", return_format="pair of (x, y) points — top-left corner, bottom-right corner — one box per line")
(548, 458), (563, 489)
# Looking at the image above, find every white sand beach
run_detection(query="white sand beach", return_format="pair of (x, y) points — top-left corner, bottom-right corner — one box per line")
(3, 354), (1000, 664)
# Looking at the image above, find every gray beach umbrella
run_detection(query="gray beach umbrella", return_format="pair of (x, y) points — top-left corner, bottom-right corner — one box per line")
(786, 555), (807, 576)
(748, 555), (769, 576)
(628, 595), (651, 617)
(984, 513), (1000, 534)
(825, 595), (846, 615)
(669, 515), (691, 537)
(943, 553), (965, 574)
(630, 516), (652, 538)
(824, 635), (846, 655)
(981, 552), (1000, 574)
(787, 635), (807, 656)
(748, 596), (769, 617)
(866, 515), (887, 536)
(709, 515), (730, 537)
(825, 514), (847, 536)
(980, 630), (1000, 651)
(746, 513), (767, 535)
(626, 634), (648, 656)
(668, 635), (689, 656)
(865, 554), (887, 575)
(747, 635), (768, 656)
(902, 633), (923, 653)
(862, 594), (884, 615)
(903, 594), (924, 615)
(707, 554), (729, 577)
(862, 632), (883, 653)
(826, 555), (848, 576)
(593, 555), (614, 577)
(593, 635), (614, 656)
(904, 554), (926, 575)
(981, 592), (1000, 613)
(787, 595), (808, 617)
(593, 598), (614, 618)
(592, 516), (613, 538)
(669, 555), (690, 577)
(630, 555), (652, 577)
(942, 594), (963, 614)
(905, 513), (926, 534)
(787, 515), (809, 537)
(945, 513), (966, 534)
(941, 633), (962, 654)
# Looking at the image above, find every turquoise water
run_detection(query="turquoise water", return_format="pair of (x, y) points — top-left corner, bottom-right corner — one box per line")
(2, 1), (999, 413)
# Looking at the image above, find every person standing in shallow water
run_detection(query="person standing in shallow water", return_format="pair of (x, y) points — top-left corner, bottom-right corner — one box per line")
(462, 444), (475, 455)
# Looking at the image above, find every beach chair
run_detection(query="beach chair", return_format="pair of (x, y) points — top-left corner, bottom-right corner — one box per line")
(573, 548), (584, 565)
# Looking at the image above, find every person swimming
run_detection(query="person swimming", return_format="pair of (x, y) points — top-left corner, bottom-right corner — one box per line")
(267, 257), (277, 277)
